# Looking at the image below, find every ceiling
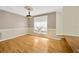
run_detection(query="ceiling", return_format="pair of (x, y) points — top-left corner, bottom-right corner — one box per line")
(0, 6), (63, 16)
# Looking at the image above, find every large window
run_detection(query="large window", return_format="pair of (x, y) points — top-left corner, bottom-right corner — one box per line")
(34, 15), (47, 34)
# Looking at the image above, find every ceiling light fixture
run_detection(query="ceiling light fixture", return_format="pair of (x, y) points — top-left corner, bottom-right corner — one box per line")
(24, 6), (33, 19)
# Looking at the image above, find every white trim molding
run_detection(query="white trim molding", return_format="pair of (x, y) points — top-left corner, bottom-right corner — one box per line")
(0, 28), (28, 42)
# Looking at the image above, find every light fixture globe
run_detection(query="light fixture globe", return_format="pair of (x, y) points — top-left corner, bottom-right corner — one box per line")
(26, 15), (32, 19)
(24, 6), (33, 19)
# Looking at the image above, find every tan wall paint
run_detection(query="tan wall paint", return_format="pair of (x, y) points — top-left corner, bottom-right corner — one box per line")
(27, 12), (56, 38)
(61, 6), (79, 52)
(0, 10), (27, 29)
(28, 12), (56, 29)
(47, 12), (56, 29)
(0, 10), (28, 40)
(56, 11), (63, 36)
(63, 6), (79, 36)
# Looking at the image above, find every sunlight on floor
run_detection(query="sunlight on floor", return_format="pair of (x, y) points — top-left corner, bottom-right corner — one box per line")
(33, 37), (48, 52)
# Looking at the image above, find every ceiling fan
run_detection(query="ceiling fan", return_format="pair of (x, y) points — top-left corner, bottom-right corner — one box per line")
(24, 6), (33, 19)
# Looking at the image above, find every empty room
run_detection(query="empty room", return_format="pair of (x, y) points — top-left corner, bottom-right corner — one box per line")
(0, 6), (79, 53)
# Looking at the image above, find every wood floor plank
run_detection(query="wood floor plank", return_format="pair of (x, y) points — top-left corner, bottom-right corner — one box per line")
(0, 35), (73, 53)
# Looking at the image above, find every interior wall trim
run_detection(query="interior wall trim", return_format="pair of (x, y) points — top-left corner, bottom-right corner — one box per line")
(63, 34), (79, 37)
(0, 28), (28, 42)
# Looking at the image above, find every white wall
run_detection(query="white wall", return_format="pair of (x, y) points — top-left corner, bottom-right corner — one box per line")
(56, 11), (63, 36)
(63, 6), (79, 36)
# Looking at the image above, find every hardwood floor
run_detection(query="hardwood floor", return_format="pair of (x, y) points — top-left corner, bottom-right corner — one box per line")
(64, 35), (79, 52)
(0, 35), (73, 53)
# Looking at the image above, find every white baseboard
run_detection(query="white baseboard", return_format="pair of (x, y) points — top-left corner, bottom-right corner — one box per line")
(0, 33), (28, 42)
(0, 28), (28, 42)
(63, 33), (79, 37)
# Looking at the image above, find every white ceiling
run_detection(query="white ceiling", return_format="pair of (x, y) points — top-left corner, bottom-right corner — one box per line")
(0, 6), (63, 16)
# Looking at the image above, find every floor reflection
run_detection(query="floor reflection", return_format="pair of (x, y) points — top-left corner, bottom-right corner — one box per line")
(33, 36), (48, 52)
